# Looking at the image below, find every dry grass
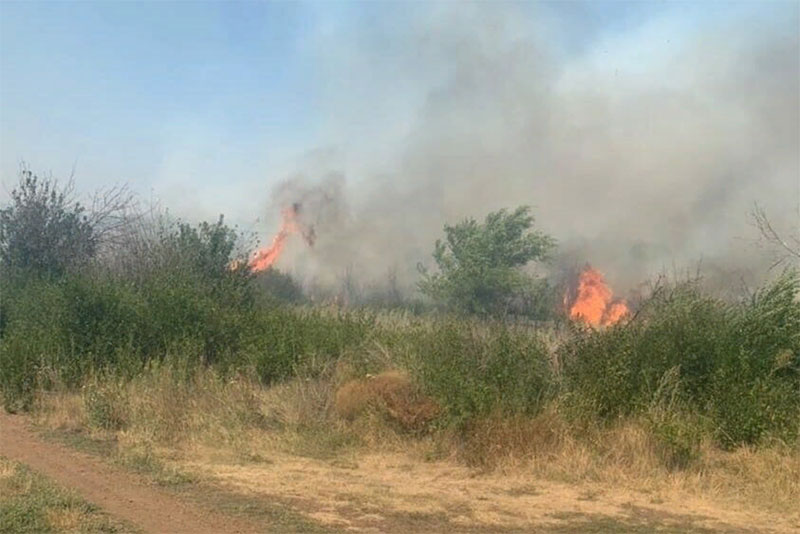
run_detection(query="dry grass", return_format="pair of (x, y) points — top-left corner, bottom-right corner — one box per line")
(453, 408), (800, 517)
(334, 370), (440, 432)
(0, 456), (132, 533)
(28, 363), (800, 533)
(180, 447), (798, 533)
(45, 506), (86, 530)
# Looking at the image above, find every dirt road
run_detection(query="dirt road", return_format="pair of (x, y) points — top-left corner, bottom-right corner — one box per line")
(0, 411), (259, 534)
(2, 409), (798, 533)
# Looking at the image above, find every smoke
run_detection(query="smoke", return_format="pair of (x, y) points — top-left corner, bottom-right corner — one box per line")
(269, 3), (799, 296)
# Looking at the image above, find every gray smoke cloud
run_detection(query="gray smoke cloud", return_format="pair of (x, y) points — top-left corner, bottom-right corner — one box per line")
(269, 4), (799, 298)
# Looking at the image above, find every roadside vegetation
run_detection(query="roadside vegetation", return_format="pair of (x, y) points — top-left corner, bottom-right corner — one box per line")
(0, 457), (133, 533)
(2, 170), (799, 528)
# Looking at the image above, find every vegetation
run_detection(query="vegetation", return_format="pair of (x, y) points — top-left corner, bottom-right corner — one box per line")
(0, 170), (96, 278)
(0, 457), (131, 533)
(254, 267), (305, 304)
(1, 171), (799, 521)
(418, 206), (556, 317)
(560, 273), (800, 449)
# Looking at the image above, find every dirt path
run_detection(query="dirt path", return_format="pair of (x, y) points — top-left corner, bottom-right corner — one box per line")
(0, 411), (259, 534)
(3, 409), (798, 533)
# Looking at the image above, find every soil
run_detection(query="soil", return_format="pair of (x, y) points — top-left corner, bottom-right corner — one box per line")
(2, 409), (798, 533)
(0, 411), (259, 534)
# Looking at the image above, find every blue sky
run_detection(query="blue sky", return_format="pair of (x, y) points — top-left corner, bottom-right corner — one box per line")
(1, 1), (796, 234)
(0, 2), (671, 192)
(1, 2), (321, 203)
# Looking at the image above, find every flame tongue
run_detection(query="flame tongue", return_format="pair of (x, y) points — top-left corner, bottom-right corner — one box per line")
(249, 203), (313, 273)
(569, 266), (629, 326)
(603, 300), (629, 325)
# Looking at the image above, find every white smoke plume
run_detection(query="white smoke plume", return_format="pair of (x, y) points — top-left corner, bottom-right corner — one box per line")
(267, 3), (799, 297)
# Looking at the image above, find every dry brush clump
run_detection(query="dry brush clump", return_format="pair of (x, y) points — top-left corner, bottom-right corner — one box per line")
(33, 359), (269, 457)
(334, 370), (440, 433)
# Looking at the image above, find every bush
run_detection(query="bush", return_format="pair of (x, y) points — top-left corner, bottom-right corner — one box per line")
(254, 267), (304, 303)
(560, 271), (800, 448)
(418, 206), (555, 317)
(649, 413), (704, 470)
(0, 276), (70, 410)
(0, 213), (261, 404)
(0, 170), (96, 277)
(707, 272), (800, 447)
(410, 319), (552, 427)
(243, 308), (373, 384)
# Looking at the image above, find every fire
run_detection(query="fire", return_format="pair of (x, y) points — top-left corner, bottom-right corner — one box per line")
(568, 266), (629, 327)
(249, 203), (314, 273)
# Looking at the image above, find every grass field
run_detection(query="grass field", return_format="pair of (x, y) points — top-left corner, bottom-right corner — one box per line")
(1, 244), (798, 531)
(24, 362), (799, 532)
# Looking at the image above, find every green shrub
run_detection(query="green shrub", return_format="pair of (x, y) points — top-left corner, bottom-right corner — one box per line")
(560, 322), (642, 419)
(0, 276), (69, 410)
(649, 413), (704, 470)
(560, 271), (800, 448)
(418, 206), (555, 318)
(60, 275), (144, 367)
(244, 308), (373, 384)
(254, 268), (304, 303)
(0, 170), (96, 278)
(410, 320), (552, 426)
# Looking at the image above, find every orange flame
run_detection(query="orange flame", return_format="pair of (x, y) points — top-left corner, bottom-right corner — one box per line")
(568, 266), (629, 327)
(249, 203), (314, 273)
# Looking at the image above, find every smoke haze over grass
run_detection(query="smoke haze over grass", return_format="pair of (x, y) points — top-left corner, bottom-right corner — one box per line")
(2, 2), (797, 294)
(272, 3), (799, 294)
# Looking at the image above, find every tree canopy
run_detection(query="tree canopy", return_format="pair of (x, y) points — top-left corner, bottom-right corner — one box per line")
(418, 206), (556, 316)
(0, 170), (96, 277)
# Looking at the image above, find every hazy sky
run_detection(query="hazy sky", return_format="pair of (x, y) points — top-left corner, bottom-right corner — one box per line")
(0, 1), (730, 218)
(1, 1), (798, 289)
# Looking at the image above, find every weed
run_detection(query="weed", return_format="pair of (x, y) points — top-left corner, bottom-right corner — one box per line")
(0, 457), (131, 533)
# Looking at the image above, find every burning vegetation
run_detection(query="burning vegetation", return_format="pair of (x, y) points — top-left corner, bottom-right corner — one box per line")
(566, 266), (630, 327)
(2, 169), (799, 529)
(249, 202), (315, 273)
(250, 200), (633, 327)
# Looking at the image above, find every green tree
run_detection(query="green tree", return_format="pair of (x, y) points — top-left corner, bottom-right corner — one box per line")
(149, 215), (254, 307)
(169, 216), (242, 279)
(418, 206), (556, 316)
(0, 170), (96, 277)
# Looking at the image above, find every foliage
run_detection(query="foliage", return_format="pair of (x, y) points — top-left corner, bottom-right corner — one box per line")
(254, 268), (304, 304)
(0, 458), (126, 533)
(241, 308), (373, 384)
(1, 179), (798, 454)
(418, 206), (555, 317)
(407, 320), (553, 427)
(0, 170), (96, 277)
(0, 212), (261, 408)
(560, 271), (800, 448)
(161, 216), (242, 279)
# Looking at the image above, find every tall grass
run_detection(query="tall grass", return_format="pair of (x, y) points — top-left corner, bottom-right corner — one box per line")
(406, 319), (553, 427)
(2, 252), (799, 456)
(560, 272), (800, 449)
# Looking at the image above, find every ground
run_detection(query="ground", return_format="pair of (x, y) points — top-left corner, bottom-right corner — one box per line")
(1, 410), (797, 533)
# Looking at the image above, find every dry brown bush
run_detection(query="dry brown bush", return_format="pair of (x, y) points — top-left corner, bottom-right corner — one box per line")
(334, 370), (440, 432)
